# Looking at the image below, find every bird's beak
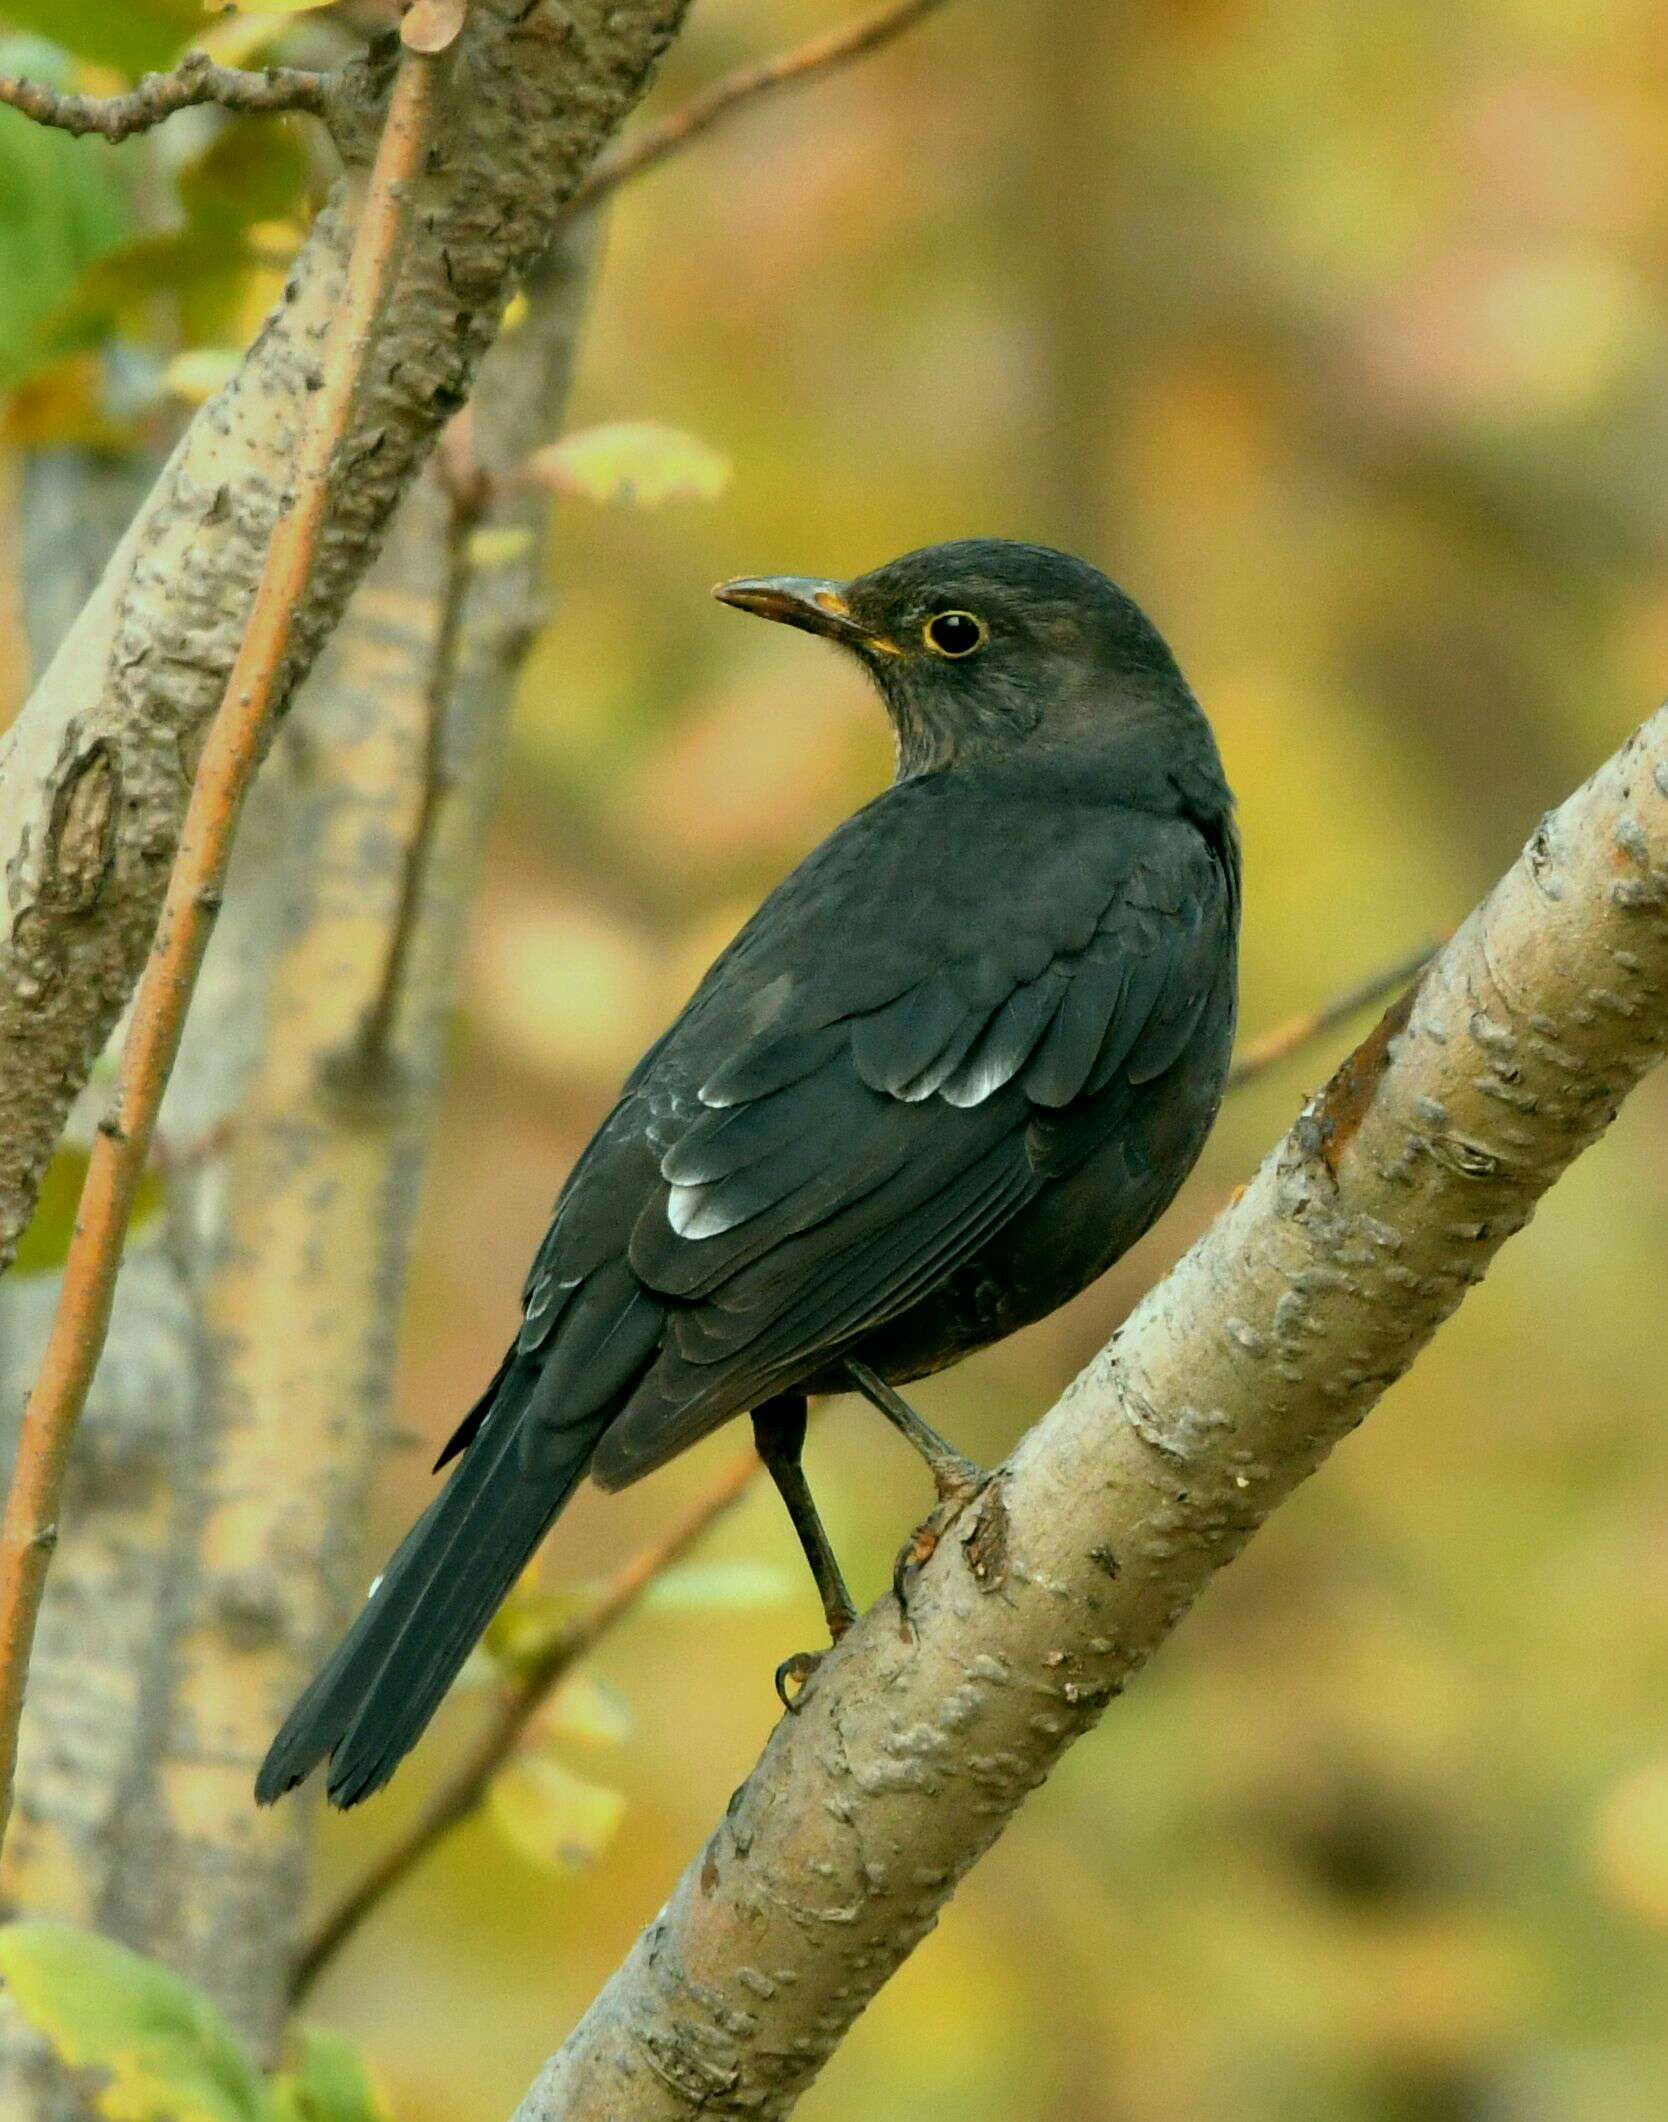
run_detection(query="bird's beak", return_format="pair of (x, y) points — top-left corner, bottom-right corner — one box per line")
(713, 575), (897, 653)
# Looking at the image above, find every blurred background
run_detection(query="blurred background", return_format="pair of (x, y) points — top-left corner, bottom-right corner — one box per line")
(6, 1), (1668, 2117)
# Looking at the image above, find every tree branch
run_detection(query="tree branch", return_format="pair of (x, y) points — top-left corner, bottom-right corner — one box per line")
(0, 44), (443, 1854)
(1225, 940), (1438, 1090)
(0, 51), (334, 145)
(564, 0), (951, 222)
(0, 0), (691, 1279)
(291, 1449), (758, 2002)
(290, 945), (1417, 1998)
(516, 709), (1668, 2117)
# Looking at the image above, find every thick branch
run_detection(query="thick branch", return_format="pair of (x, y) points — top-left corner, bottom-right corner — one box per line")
(519, 708), (1668, 2117)
(0, 52), (333, 144)
(0, 0), (690, 1275)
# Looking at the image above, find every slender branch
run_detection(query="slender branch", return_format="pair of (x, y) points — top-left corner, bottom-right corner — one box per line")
(0, 51), (334, 145)
(518, 710), (1668, 2117)
(0, 47), (442, 1854)
(563, 0), (951, 222)
(291, 1448), (759, 2001)
(1226, 940), (1438, 1091)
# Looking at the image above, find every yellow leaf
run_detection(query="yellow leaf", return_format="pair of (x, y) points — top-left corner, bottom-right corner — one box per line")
(539, 1672), (632, 1750)
(523, 421), (730, 507)
(481, 1584), (589, 1676)
(488, 1755), (626, 1875)
(466, 525), (535, 571)
(644, 1559), (797, 1612)
(162, 348), (241, 405)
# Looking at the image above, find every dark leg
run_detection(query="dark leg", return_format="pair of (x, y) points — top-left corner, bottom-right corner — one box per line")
(844, 1357), (983, 1505)
(843, 1358), (988, 1622)
(752, 1393), (857, 1708)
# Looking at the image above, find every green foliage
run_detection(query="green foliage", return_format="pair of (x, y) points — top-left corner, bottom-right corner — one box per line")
(0, 42), (131, 390)
(525, 422), (732, 507)
(10, 1147), (164, 1276)
(0, 1923), (269, 2121)
(0, 4), (199, 75)
(56, 116), (310, 357)
(271, 2029), (391, 2122)
(0, 1925), (388, 2122)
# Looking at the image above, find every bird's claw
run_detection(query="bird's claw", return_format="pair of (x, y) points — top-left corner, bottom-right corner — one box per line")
(892, 1467), (989, 1629)
(774, 1649), (823, 1713)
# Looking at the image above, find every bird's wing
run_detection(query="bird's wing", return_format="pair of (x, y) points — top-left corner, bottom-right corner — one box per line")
(575, 778), (1231, 1486)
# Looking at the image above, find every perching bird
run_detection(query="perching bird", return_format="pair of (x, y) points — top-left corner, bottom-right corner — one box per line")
(257, 538), (1240, 1809)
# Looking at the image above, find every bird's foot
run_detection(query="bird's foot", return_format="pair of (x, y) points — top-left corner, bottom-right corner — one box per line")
(891, 1464), (990, 1629)
(774, 1648), (825, 1713)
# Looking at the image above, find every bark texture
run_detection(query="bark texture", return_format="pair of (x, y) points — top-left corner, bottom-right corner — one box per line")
(519, 708), (1668, 2119)
(0, 236), (591, 2098)
(0, 0), (688, 1273)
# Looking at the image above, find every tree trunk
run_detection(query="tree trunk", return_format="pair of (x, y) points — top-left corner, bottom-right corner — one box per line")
(0, 232), (592, 2105)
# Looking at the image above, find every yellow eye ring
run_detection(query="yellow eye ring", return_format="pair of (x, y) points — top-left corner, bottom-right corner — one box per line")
(923, 610), (988, 659)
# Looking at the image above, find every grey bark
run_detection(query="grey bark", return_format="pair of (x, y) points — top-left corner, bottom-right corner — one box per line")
(0, 0), (689, 1273)
(518, 709), (1668, 2119)
(0, 229), (592, 2105)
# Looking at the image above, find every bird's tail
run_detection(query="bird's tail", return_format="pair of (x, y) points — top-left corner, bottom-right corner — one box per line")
(255, 1362), (588, 1810)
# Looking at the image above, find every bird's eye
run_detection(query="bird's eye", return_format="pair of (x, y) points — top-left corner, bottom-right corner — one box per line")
(923, 610), (987, 659)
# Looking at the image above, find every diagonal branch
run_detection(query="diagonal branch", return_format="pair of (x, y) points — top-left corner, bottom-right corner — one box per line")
(515, 709), (1668, 2118)
(0, 51), (335, 145)
(0, 42), (443, 1857)
(564, 0), (952, 222)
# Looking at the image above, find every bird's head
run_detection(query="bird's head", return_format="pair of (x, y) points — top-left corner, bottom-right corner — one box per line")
(715, 538), (1217, 784)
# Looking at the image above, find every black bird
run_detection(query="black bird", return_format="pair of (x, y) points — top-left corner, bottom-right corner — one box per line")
(257, 539), (1240, 1809)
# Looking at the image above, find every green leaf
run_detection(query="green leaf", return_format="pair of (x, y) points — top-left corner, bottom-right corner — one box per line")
(0, 5), (202, 75)
(524, 422), (731, 507)
(0, 50), (132, 390)
(488, 1755), (626, 1875)
(12, 1148), (165, 1275)
(0, 1922), (272, 2122)
(271, 2028), (390, 2122)
(643, 1559), (797, 1613)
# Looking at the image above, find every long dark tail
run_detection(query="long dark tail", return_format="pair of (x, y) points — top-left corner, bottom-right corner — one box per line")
(255, 1364), (591, 1810)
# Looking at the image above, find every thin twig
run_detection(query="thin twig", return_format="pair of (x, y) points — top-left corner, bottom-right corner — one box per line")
(562, 0), (952, 223)
(1227, 941), (1437, 1092)
(290, 1448), (759, 2001)
(0, 47), (442, 1854)
(0, 51), (333, 145)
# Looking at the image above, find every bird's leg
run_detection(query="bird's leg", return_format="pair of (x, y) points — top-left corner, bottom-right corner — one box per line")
(844, 1358), (984, 1506)
(844, 1358), (987, 1621)
(751, 1393), (857, 1710)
